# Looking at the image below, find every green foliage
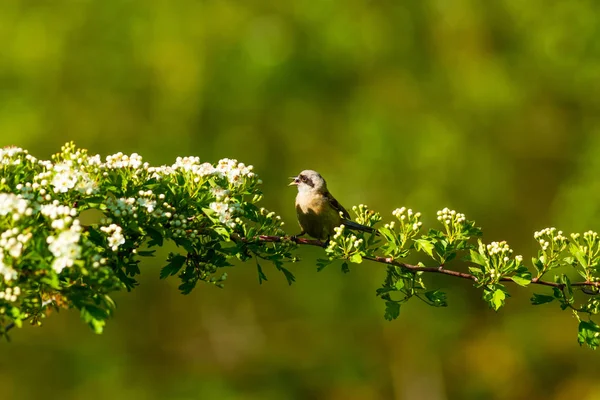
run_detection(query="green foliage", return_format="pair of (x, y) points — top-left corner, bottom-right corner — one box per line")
(531, 294), (555, 305)
(384, 301), (400, 321)
(3, 143), (600, 350)
(578, 319), (600, 350)
(0, 143), (292, 336)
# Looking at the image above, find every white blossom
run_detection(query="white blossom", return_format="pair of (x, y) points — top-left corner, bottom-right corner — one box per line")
(0, 193), (29, 217)
(100, 224), (126, 251)
(104, 152), (143, 169)
(437, 208), (466, 225)
(47, 222), (82, 273)
(0, 250), (17, 282)
(51, 162), (79, 193)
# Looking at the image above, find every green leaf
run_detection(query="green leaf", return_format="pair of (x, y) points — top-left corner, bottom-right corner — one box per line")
(179, 279), (197, 295)
(316, 258), (331, 271)
(202, 207), (215, 217)
(125, 260), (141, 276)
(562, 256), (575, 266)
(570, 243), (588, 269)
(444, 252), (457, 263)
(213, 225), (231, 239)
(160, 254), (187, 279)
(80, 305), (108, 334)
(469, 249), (487, 267)
(414, 239), (434, 258)
(146, 226), (164, 247)
(578, 320), (600, 349)
(511, 273), (531, 287)
(175, 238), (196, 254)
(491, 288), (505, 311)
(433, 241), (447, 258)
(349, 253), (363, 264)
(424, 290), (448, 307)
(87, 227), (105, 246)
(40, 273), (61, 290)
(256, 261), (268, 284)
(378, 227), (396, 243)
(531, 293), (555, 305)
(384, 301), (400, 321)
(279, 266), (295, 285)
(395, 278), (405, 290)
(341, 262), (350, 273)
(532, 257), (545, 275)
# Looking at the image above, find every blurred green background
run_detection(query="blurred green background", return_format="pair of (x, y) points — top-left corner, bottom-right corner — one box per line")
(2, 0), (600, 399)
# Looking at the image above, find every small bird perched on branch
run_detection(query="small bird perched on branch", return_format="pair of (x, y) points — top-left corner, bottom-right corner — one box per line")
(289, 170), (378, 240)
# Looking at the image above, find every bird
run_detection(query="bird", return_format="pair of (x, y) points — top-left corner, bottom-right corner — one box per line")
(289, 169), (378, 240)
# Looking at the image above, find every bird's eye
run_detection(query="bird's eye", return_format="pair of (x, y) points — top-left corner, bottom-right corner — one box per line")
(300, 175), (307, 182)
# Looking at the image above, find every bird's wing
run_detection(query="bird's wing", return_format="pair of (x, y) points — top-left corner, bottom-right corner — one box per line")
(323, 191), (351, 220)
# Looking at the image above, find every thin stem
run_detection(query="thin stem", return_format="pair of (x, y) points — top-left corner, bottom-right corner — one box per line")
(251, 235), (600, 290)
(3, 322), (15, 336)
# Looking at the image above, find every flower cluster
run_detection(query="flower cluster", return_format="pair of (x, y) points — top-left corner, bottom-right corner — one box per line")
(436, 207), (469, 243)
(325, 225), (365, 264)
(100, 224), (126, 252)
(0, 286), (20, 302)
(0, 146), (35, 165)
(0, 142), (278, 336)
(476, 240), (524, 281)
(0, 251), (18, 282)
(172, 156), (201, 171)
(0, 193), (31, 220)
(36, 196), (86, 275)
(0, 228), (31, 259)
(572, 230), (600, 249)
(332, 225), (345, 240)
(215, 158), (255, 185)
(0, 196), (35, 283)
(352, 204), (381, 228)
(159, 156), (258, 187)
(104, 152), (145, 169)
(250, 207), (285, 238)
(375, 207), (423, 259)
(44, 144), (100, 195)
(135, 190), (159, 213)
(209, 200), (242, 228)
(41, 202), (78, 230)
(328, 229), (364, 252)
(105, 192), (176, 223)
(568, 230), (600, 278)
(51, 162), (79, 193)
(47, 221), (82, 273)
(259, 207), (284, 226)
(486, 241), (513, 257)
(391, 207), (422, 232)
(211, 187), (230, 201)
(437, 208), (466, 225)
(534, 227), (567, 252)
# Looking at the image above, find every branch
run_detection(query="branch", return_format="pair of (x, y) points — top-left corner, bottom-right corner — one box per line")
(253, 235), (600, 290)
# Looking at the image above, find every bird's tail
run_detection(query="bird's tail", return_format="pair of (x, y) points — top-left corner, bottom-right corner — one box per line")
(342, 220), (380, 235)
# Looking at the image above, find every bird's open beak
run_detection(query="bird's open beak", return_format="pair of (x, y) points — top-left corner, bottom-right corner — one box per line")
(288, 176), (299, 186)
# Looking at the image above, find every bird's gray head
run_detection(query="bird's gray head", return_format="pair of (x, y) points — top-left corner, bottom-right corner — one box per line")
(289, 170), (327, 193)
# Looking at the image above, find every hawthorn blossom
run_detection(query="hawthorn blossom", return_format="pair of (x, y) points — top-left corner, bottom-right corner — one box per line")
(47, 222), (82, 273)
(100, 224), (126, 251)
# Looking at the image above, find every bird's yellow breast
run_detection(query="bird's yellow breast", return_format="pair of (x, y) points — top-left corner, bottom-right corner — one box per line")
(295, 192), (342, 240)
